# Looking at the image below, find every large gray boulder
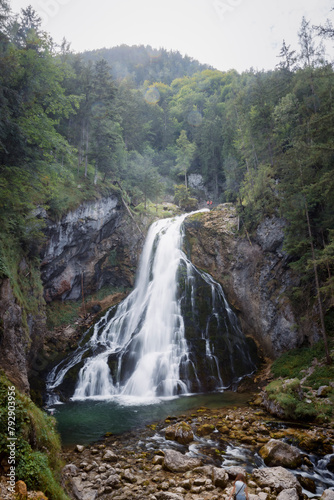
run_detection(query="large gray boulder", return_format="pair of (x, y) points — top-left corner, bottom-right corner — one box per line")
(212, 467), (228, 488)
(277, 488), (299, 500)
(163, 449), (201, 473)
(252, 466), (301, 494)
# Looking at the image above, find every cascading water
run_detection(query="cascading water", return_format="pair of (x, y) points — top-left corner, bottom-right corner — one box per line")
(47, 211), (258, 403)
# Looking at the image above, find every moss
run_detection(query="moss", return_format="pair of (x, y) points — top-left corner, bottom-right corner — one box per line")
(108, 249), (118, 266)
(0, 235), (45, 338)
(307, 365), (334, 390)
(46, 285), (127, 330)
(0, 372), (69, 499)
(271, 340), (333, 379)
(265, 341), (334, 422)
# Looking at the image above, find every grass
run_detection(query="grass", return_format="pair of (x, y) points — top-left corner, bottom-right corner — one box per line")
(270, 340), (333, 380)
(134, 200), (180, 218)
(0, 234), (45, 338)
(265, 339), (334, 423)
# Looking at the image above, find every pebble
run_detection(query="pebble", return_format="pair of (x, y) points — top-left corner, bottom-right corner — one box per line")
(21, 404), (332, 500)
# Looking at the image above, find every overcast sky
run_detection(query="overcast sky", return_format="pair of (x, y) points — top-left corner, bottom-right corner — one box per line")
(9, 0), (334, 72)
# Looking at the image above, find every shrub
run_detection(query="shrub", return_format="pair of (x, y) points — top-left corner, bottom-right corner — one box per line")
(0, 373), (68, 499)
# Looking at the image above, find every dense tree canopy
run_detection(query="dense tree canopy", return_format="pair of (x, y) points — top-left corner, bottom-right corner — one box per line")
(1, 3), (334, 351)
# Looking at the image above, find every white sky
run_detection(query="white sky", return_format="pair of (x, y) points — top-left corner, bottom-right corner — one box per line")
(9, 0), (334, 72)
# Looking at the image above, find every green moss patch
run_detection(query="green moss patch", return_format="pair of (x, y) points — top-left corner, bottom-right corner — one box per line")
(0, 373), (69, 499)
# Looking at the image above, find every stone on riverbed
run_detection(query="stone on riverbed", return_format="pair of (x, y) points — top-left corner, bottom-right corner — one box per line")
(212, 467), (228, 488)
(163, 449), (202, 472)
(154, 492), (184, 500)
(165, 421), (194, 444)
(276, 488), (299, 500)
(259, 438), (303, 468)
(321, 490), (334, 500)
(102, 449), (117, 462)
(252, 466), (302, 494)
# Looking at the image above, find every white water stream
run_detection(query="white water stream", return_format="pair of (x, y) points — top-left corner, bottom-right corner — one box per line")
(47, 210), (256, 403)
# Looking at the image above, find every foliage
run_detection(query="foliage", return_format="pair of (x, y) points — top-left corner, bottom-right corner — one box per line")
(270, 341), (332, 379)
(265, 339), (334, 422)
(81, 44), (212, 85)
(0, 373), (68, 499)
(46, 284), (129, 329)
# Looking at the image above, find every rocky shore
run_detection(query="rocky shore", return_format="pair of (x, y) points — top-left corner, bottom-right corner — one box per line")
(60, 402), (334, 500)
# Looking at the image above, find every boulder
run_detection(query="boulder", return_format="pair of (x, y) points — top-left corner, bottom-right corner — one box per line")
(252, 466), (302, 494)
(277, 488), (299, 500)
(297, 474), (316, 493)
(321, 490), (334, 500)
(105, 474), (120, 488)
(70, 477), (98, 500)
(155, 492), (184, 500)
(163, 449), (202, 473)
(15, 481), (27, 500)
(152, 455), (164, 465)
(165, 421), (194, 444)
(212, 467), (228, 488)
(197, 423), (215, 436)
(317, 385), (331, 397)
(225, 466), (248, 479)
(259, 439), (303, 468)
(122, 468), (137, 483)
(62, 464), (79, 476)
(102, 449), (118, 462)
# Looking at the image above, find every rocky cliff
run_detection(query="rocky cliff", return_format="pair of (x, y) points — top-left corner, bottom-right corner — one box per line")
(0, 200), (321, 395)
(184, 205), (315, 359)
(40, 195), (143, 302)
(0, 194), (144, 393)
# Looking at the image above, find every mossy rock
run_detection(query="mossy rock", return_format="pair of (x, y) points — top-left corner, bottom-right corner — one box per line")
(165, 421), (194, 445)
(196, 423), (215, 436)
(259, 439), (303, 469)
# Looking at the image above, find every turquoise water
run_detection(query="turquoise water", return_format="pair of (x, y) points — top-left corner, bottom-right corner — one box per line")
(50, 392), (251, 446)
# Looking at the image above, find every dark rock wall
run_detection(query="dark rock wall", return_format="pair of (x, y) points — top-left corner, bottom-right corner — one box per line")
(184, 205), (312, 359)
(0, 278), (30, 392)
(40, 195), (143, 302)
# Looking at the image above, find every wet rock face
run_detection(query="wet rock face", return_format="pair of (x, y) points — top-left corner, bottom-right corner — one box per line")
(0, 279), (30, 392)
(255, 217), (286, 254)
(184, 206), (304, 358)
(40, 196), (143, 302)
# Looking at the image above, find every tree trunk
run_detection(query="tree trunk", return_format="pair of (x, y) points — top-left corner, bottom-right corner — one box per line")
(304, 197), (332, 364)
(84, 126), (89, 178)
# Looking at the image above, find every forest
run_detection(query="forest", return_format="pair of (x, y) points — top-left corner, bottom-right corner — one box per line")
(1, 1), (334, 498)
(0, 1), (334, 347)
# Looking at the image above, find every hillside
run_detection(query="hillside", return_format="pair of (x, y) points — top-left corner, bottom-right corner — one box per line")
(80, 44), (213, 85)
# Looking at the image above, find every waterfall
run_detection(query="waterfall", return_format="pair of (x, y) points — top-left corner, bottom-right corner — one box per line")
(47, 211), (257, 403)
